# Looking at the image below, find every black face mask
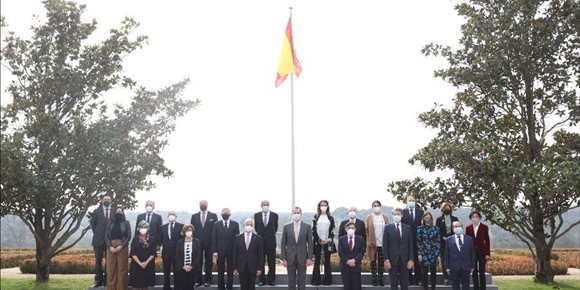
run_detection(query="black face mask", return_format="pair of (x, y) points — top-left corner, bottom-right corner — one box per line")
(103, 201), (111, 207)
(200, 205), (208, 211)
(443, 208), (451, 215)
(221, 214), (230, 220)
(115, 213), (124, 220)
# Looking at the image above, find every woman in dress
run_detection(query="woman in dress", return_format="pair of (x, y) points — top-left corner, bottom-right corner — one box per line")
(365, 200), (389, 286)
(311, 200), (335, 286)
(129, 220), (157, 290)
(416, 211), (441, 290)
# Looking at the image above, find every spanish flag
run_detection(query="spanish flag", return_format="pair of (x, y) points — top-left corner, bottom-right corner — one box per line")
(275, 18), (302, 87)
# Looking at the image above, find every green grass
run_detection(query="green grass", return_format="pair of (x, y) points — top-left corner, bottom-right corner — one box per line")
(0, 277), (93, 290)
(496, 279), (580, 290)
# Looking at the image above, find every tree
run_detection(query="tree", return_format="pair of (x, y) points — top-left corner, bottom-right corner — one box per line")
(387, 0), (579, 284)
(0, 0), (198, 282)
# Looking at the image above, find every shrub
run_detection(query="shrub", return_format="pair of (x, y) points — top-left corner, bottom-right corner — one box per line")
(487, 254), (568, 275)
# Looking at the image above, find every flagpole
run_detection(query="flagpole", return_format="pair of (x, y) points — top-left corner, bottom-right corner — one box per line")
(289, 7), (296, 209)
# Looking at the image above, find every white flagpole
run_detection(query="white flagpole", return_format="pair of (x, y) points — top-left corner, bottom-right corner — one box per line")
(289, 7), (296, 209)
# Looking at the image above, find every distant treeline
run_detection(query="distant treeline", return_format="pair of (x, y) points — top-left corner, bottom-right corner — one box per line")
(2, 206), (579, 249)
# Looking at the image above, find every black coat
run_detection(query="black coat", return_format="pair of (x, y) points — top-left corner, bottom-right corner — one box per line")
(233, 233), (264, 273)
(175, 238), (202, 270)
(312, 214), (335, 245)
(160, 222), (184, 258)
(338, 218), (366, 243)
(91, 205), (113, 246)
(190, 211), (218, 247)
(436, 215), (459, 240)
(254, 211), (279, 250)
(136, 212), (163, 246)
(212, 220), (240, 256)
(105, 219), (132, 248)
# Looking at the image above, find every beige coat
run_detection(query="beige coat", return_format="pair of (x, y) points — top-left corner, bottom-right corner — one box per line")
(365, 213), (389, 261)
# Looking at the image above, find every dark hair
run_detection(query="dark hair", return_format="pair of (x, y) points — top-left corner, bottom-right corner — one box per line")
(469, 211), (481, 219)
(344, 221), (356, 229)
(182, 224), (194, 236)
(372, 200), (382, 207)
(420, 211), (434, 226)
(102, 193), (113, 199)
(316, 200), (330, 216)
(112, 207), (124, 222)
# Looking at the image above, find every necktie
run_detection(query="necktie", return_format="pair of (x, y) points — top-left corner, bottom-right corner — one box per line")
(263, 213), (268, 226)
(201, 213), (206, 228)
(348, 236), (353, 251)
(411, 210), (414, 220)
(104, 208), (109, 223)
(294, 222), (300, 242)
(147, 213), (151, 223)
(169, 223), (173, 240)
(225, 221), (228, 229)
(457, 235), (463, 247)
(245, 234), (251, 250)
(396, 223), (401, 240)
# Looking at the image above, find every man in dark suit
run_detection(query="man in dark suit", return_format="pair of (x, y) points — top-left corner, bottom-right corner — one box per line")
(233, 218), (264, 290)
(160, 210), (184, 290)
(445, 221), (475, 290)
(401, 195), (424, 285)
(212, 208), (240, 290)
(90, 193), (113, 287)
(281, 206), (313, 290)
(135, 200), (163, 250)
(253, 200), (278, 286)
(338, 222), (366, 290)
(338, 207), (366, 243)
(191, 200), (218, 287)
(466, 211), (490, 290)
(383, 207), (414, 290)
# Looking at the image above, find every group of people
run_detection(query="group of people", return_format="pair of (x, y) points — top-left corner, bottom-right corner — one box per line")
(90, 194), (490, 290)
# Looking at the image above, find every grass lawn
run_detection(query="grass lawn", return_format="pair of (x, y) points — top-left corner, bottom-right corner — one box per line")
(0, 277), (93, 290)
(496, 279), (580, 290)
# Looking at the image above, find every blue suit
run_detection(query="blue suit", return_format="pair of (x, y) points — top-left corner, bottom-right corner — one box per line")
(383, 223), (414, 290)
(445, 234), (475, 290)
(338, 235), (366, 290)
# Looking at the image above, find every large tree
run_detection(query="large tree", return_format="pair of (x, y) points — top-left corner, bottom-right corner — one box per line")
(0, 0), (197, 282)
(387, 0), (579, 284)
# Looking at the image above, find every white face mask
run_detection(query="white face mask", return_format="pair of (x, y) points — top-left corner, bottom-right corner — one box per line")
(292, 213), (301, 222)
(347, 228), (355, 237)
(407, 201), (416, 208)
(139, 228), (148, 235)
(373, 206), (381, 213)
(145, 206), (153, 213)
(392, 215), (402, 223)
(168, 215), (176, 222)
(245, 225), (254, 233)
(348, 211), (357, 219)
(185, 231), (193, 238)
(262, 206), (269, 213)
(454, 227), (464, 235)
(320, 206), (328, 213)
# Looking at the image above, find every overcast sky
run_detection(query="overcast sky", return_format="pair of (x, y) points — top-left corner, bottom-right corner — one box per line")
(1, 0), (464, 213)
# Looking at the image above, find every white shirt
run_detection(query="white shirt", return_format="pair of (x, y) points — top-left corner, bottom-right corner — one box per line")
(347, 235), (355, 248)
(316, 215), (331, 241)
(455, 234), (464, 251)
(373, 215), (385, 246)
(184, 240), (192, 265)
(473, 224), (480, 238)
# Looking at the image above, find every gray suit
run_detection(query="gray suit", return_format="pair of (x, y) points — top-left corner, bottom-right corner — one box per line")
(281, 221), (313, 290)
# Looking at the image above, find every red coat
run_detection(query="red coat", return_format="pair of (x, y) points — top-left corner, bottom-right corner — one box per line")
(466, 223), (490, 256)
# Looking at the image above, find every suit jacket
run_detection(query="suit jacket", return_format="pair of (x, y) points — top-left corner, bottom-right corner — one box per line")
(444, 234), (475, 271)
(105, 219), (132, 248)
(160, 222), (184, 258)
(365, 214), (388, 260)
(190, 211), (218, 247)
(401, 207), (424, 240)
(338, 235), (366, 272)
(280, 221), (313, 265)
(466, 223), (490, 256)
(382, 223), (414, 264)
(436, 215), (459, 240)
(90, 205), (113, 246)
(212, 220), (240, 256)
(233, 232), (264, 273)
(254, 211), (279, 250)
(136, 212), (163, 246)
(175, 238), (202, 270)
(338, 218), (366, 243)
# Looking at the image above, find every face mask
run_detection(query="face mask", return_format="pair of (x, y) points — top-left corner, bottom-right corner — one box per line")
(348, 211), (357, 219)
(115, 212), (124, 219)
(221, 214), (230, 220)
(103, 201), (111, 207)
(139, 228), (148, 235)
(245, 226), (254, 233)
(472, 217), (480, 224)
(392, 215), (402, 223)
(407, 201), (415, 208)
(320, 206), (328, 213)
(262, 206), (269, 213)
(443, 208), (451, 215)
(424, 217), (432, 225)
(145, 206), (153, 213)
(373, 206), (381, 213)
(454, 227), (463, 235)
(168, 215), (176, 222)
(292, 213), (301, 222)
(200, 205), (207, 211)
(347, 229), (355, 237)
(185, 231), (193, 238)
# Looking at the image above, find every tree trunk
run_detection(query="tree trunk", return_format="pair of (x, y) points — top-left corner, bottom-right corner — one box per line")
(534, 236), (555, 283)
(35, 231), (51, 282)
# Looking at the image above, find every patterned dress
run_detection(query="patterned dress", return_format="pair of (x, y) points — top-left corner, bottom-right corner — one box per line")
(416, 225), (441, 266)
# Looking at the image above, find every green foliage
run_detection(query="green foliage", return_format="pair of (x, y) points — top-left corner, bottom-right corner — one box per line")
(0, 0), (197, 280)
(387, 0), (579, 283)
(0, 278), (94, 290)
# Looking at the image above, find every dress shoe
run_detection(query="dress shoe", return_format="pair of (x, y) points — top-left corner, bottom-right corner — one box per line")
(204, 282), (210, 287)
(372, 278), (378, 286)
(378, 279), (384, 286)
(195, 282), (202, 287)
(268, 282), (276, 286)
(258, 281), (266, 286)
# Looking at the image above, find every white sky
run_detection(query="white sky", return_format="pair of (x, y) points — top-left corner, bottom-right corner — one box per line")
(1, 0), (463, 213)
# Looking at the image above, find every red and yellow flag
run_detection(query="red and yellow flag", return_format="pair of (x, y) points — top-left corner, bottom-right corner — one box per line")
(275, 18), (302, 87)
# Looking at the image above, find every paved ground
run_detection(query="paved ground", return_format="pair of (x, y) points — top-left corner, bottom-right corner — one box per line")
(2, 266), (579, 281)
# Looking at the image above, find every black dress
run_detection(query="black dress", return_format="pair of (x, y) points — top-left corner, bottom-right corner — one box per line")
(129, 235), (157, 287)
